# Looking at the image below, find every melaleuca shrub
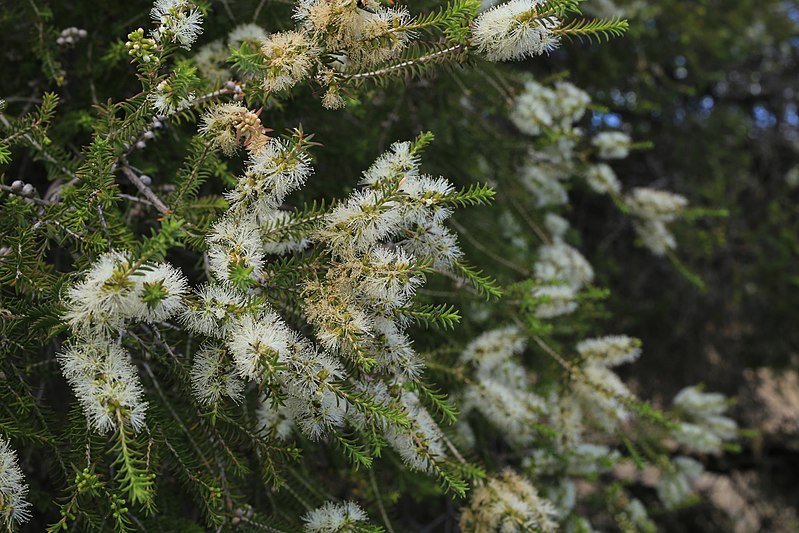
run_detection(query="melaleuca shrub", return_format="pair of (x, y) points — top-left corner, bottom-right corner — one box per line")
(0, 0), (736, 531)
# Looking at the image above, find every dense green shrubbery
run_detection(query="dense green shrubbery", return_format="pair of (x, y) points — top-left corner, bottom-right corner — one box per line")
(1, 0), (796, 531)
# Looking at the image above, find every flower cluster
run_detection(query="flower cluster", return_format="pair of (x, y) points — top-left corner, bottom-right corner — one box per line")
(175, 124), (492, 484)
(223, 0), (417, 107)
(671, 385), (738, 454)
(302, 500), (372, 532)
(472, 0), (561, 61)
(510, 79), (591, 136)
(150, 0), (203, 50)
(0, 437), (31, 528)
(309, 140), (463, 376)
(626, 187), (689, 256)
(58, 339), (148, 434)
(178, 281), (350, 441)
(592, 130), (632, 159)
(61, 252), (188, 432)
(198, 102), (269, 156)
(149, 78), (194, 117)
(459, 327), (545, 447)
(38, 2), (722, 529)
(294, 0), (413, 69)
(656, 456), (705, 510)
(260, 31), (321, 94)
(459, 468), (558, 533)
(63, 252), (188, 337)
(565, 335), (642, 435)
(509, 76), (692, 257)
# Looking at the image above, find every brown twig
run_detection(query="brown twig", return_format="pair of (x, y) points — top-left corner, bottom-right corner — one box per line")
(119, 166), (170, 214)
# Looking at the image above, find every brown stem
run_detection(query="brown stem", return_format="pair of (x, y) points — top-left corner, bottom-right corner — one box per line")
(119, 166), (171, 215)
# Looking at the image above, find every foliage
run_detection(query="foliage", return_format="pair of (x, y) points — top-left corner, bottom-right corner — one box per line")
(1, 0), (791, 531)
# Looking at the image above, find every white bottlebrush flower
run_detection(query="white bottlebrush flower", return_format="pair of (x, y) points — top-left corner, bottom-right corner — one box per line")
(321, 88), (346, 110)
(534, 241), (594, 290)
(319, 189), (403, 257)
(273, 338), (332, 395)
(543, 478), (576, 519)
(459, 469), (557, 533)
(566, 443), (621, 476)
(510, 79), (556, 136)
(554, 81), (592, 126)
(672, 385), (737, 453)
(511, 78), (589, 136)
(134, 262), (189, 323)
(632, 219), (676, 256)
(532, 284), (578, 319)
(294, 0), (412, 68)
(461, 356), (549, 449)
(180, 283), (249, 338)
(672, 422), (724, 454)
(785, 165), (799, 188)
(360, 141), (419, 187)
(624, 498), (656, 532)
(150, 0), (203, 50)
(256, 396), (295, 441)
(576, 335), (642, 367)
(190, 342), (244, 406)
(354, 5), (414, 66)
(460, 326), (526, 372)
(550, 394), (586, 446)
(384, 391), (446, 472)
(280, 342), (348, 439)
(626, 187), (688, 222)
(573, 365), (632, 431)
(369, 317), (422, 378)
(0, 437), (31, 527)
(656, 456), (704, 510)
(302, 500), (369, 532)
(227, 138), (313, 214)
(472, 0), (561, 62)
(544, 212), (570, 240)
(358, 247), (423, 308)
(592, 131), (632, 159)
(499, 210), (529, 251)
(194, 39), (231, 83)
(510, 77), (590, 138)
(148, 79), (194, 117)
(63, 250), (143, 336)
(228, 23), (269, 47)
(207, 214), (265, 283)
(199, 102), (269, 156)
(225, 313), (294, 382)
(585, 163), (622, 195)
(673, 385), (729, 419)
(697, 413), (738, 442)
(302, 282), (374, 354)
(519, 161), (569, 207)
(461, 377), (545, 447)
(398, 175), (456, 226)
(58, 339), (148, 434)
(398, 223), (463, 270)
(286, 387), (348, 440)
(261, 31), (319, 93)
